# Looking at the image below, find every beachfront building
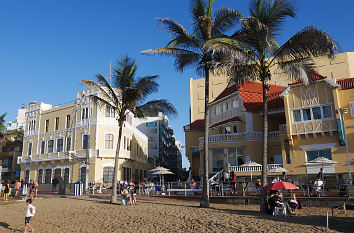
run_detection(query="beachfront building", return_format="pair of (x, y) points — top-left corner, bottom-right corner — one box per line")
(0, 105), (26, 181)
(18, 88), (151, 188)
(135, 112), (183, 177)
(280, 76), (354, 177)
(185, 52), (354, 178)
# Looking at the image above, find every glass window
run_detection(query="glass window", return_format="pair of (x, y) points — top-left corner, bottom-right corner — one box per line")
(306, 149), (332, 162)
(323, 105), (332, 119)
(233, 125), (238, 133)
(55, 117), (59, 130)
(66, 137), (71, 152)
(45, 119), (49, 132)
(212, 148), (224, 173)
(64, 168), (70, 183)
(302, 108), (311, 121)
(103, 167), (114, 183)
(28, 142), (32, 156)
(57, 138), (64, 152)
(312, 107), (322, 120)
(37, 169), (43, 184)
(293, 110), (301, 122)
(48, 140), (54, 153)
(224, 127), (231, 134)
(66, 115), (71, 129)
(45, 169), (52, 184)
(83, 135), (89, 149)
(227, 148), (237, 166)
(105, 134), (114, 149)
(25, 170), (30, 183)
(41, 141), (45, 154)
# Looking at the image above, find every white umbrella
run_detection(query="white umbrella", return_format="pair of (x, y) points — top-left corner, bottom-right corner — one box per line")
(240, 161), (262, 180)
(150, 166), (170, 172)
(267, 167), (292, 181)
(307, 157), (339, 178)
(152, 170), (174, 193)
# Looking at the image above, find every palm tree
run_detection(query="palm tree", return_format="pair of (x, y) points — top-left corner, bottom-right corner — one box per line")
(0, 113), (7, 133)
(206, 0), (337, 212)
(82, 55), (177, 203)
(141, 0), (242, 208)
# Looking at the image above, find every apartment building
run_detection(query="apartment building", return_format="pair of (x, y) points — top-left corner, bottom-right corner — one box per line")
(18, 88), (151, 188)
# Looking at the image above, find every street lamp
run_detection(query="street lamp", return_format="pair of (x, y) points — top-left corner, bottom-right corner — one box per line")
(336, 108), (352, 185)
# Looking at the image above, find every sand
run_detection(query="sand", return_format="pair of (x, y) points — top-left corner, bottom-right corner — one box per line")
(0, 195), (353, 232)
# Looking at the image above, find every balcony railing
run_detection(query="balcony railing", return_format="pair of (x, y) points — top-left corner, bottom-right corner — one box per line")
(209, 107), (241, 126)
(229, 164), (282, 173)
(199, 131), (280, 144)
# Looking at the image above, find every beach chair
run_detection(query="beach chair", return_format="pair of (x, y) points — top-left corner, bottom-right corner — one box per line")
(274, 204), (287, 217)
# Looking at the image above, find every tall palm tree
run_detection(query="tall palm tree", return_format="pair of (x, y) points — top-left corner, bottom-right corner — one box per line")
(0, 113), (7, 133)
(82, 55), (177, 203)
(141, 0), (242, 208)
(206, 0), (337, 212)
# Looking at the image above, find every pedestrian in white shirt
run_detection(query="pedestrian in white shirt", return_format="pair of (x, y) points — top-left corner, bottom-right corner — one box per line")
(24, 198), (36, 233)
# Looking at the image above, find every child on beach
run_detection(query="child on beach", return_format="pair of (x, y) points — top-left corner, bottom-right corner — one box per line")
(24, 199), (36, 233)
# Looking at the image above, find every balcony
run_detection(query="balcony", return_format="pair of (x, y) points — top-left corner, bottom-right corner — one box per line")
(229, 164), (282, 173)
(199, 131), (280, 144)
(209, 107), (241, 126)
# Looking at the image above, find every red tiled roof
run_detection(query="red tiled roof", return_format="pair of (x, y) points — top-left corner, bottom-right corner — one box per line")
(210, 116), (241, 128)
(337, 77), (354, 90)
(289, 73), (327, 85)
(212, 82), (286, 112)
(184, 119), (204, 131)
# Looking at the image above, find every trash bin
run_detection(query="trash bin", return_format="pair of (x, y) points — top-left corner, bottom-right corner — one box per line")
(74, 181), (83, 196)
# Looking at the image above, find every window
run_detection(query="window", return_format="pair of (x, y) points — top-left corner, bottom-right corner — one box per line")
(66, 115), (71, 129)
(82, 107), (89, 120)
(83, 135), (89, 149)
(286, 152), (291, 164)
(103, 167), (114, 183)
(312, 107), (322, 120)
(123, 136), (126, 149)
(323, 105), (332, 119)
(146, 122), (157, 127)
(105, 105), (115, 118)
(231, 97), (239, 108)
(212, 148), (224, 173)
(41, 141), (45, 154)
(80, 167), (86, 184)
(37, 169), (43, 184)
(224, 127), (231, 134)
(55, 117), (59, 130)
(129, 139), (132, 151)
(227, 147), (245, 167)
(48, 139), (54, 153)
(66, 136), (71, 151)
(233, 125), (238, 133)
(45, 169), (52, 184)
(57, 138), (64, 152)
(219, 105), (223, 113)
(28, 142), (32, 156)
(302, 108), (311, 121)
(105, 134), (114, 149)
(293, 110), (301, 122)
(45, 119), (49, 132)
(306, 149), (332, 162)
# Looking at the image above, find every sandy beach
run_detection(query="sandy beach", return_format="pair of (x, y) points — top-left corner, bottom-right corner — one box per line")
(0, 195), (353, 233)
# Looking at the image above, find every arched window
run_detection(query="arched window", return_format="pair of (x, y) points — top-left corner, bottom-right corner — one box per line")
(103, 167), (114, 183)
(37, 169), (43, 184)
(105, 134), (114, 149)
(45, 169), (52, 184)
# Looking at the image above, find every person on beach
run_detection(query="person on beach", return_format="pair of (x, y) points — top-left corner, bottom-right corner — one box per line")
(29, 181), (36, 200)
(230, 171), (237, 194)
(121, 185), (128, 206)
(52, 177), (58, 192)
(24, 198), (36, 233)
(189, 179), (196, 189)
(15, 179), (22, 197)
(128, 180), (137, 205)
(33, 180), (39, 199)
(3, 180), (10, 201)
(0, 181), (3, 197)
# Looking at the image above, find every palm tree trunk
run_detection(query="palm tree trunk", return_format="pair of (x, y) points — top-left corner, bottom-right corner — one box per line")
(110, 120), (124, 203)
(260, 78), (268, 213)
(200, 65), (210, 208)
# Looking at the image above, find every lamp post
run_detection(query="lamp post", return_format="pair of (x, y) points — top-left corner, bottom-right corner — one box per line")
(337, 108), (352, 185)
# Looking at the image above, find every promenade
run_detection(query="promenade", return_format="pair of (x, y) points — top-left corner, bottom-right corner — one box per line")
(0, 195), (353, 232)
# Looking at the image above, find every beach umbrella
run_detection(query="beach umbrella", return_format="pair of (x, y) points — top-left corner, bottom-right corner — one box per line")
(153, 170), (174, 192)
(150, 166), (170, 172)
(307, 157), (339, 175)
(240, 161), (262, 180)
(267, 167), (292, 181)
(266, 181), (299, 190)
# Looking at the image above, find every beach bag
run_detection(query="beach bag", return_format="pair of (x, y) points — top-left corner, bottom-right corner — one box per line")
(121, 198), (126, 206)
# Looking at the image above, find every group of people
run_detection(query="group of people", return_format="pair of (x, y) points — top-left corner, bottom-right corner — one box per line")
(119, 180), (138, 206)
(268, 191), (302, 216)
(0, 179), (38, 200)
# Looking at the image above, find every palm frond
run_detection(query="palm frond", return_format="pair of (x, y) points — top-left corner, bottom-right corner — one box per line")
(276, 58), (316, 85)
(175, 53), (201, 72)
(94, 74), (120, 104)
(139, 99), (178, 119)
(212, 7), (243, 37)
(134, 75), (159, 99)
(249, 0), (296, 35)
(274, 26), (338, 61)
(206, 0), (215, 17)
(123, 87), (143, 110)
(141, 48), (200, 57)
(227, 62), (259, 84)
(156, 17), (200, 50)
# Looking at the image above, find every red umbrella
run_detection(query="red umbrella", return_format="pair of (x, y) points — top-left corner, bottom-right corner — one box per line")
(266, 181), (299, 190)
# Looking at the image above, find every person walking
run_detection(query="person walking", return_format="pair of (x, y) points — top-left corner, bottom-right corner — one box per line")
(24, 198), (36, 233)
(3, 180), (10, 201)
(15, 179), (22, 197)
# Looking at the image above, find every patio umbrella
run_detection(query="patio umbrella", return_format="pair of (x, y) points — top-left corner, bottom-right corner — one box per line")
(152, 170), (174, 192)
(307, 157), (339, 176)
(240, 161), (262, 180)
(150, 166), (170, 172)
(266, 181), (299, 190)
(267, 167), (292, 181)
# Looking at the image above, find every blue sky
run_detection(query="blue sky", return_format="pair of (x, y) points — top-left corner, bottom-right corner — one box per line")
(1, 0), (353, 168)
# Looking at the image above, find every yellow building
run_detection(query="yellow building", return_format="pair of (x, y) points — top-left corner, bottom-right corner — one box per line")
(18, 88), (151, 188)
(185, 52), (354, 178)
(280, 76), (354, 176)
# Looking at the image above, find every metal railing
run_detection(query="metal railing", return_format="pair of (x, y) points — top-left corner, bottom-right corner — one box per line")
(229, 164), (282, 173)
(199, 131), (280, 144)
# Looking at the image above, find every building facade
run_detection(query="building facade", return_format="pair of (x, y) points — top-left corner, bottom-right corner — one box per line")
(18, 88), (151, 188)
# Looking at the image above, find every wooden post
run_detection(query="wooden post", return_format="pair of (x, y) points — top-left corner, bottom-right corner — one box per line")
(326, 212), (329, 228)
(184, 182), (187, 197)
